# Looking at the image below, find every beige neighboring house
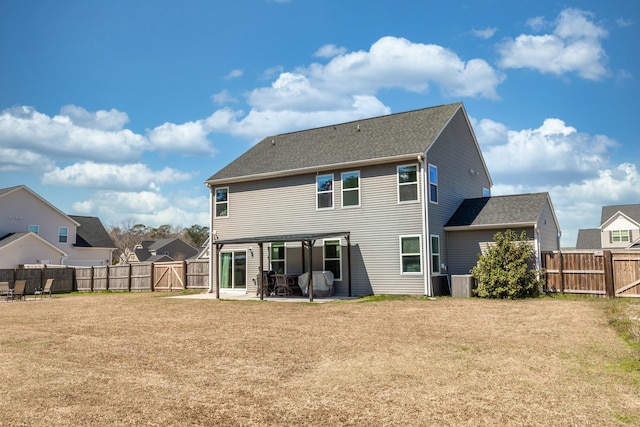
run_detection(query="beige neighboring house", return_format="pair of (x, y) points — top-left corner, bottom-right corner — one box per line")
(576, 204), (640, 250)
(0, 185), (115, 268)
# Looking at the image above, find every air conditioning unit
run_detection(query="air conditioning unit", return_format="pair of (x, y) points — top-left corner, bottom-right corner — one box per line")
(451, 274), (475, 298)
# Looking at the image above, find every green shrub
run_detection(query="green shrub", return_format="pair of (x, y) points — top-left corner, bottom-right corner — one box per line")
(471, 229), (542, 299)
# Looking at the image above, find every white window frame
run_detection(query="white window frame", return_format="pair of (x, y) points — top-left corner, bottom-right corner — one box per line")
(341, 170), (361, 208)
(483, 187), (491, 197)
(214, 187), (229, 218)
(431, 234), (441, 274)
(316, 174), (334, 210)
(58, 227), (68, 243)
(397, 164), (419, 203)
(323, 239), (342, 281)
(400, 235), (422, 275)
(428, 164), (438, 204)
(270, 242), (286, 274)
(28, 225), (39, 235)
(612, 230), (630, 243)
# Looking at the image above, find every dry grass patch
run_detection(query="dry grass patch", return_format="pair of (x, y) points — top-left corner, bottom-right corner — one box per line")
(1, 293), (639, 426)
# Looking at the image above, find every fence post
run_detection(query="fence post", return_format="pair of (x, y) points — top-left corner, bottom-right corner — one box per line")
(128, 263), (132, 292)
(106, 265), (110, 291)
(603, 250), (615, 298)
(182, 260), (187, 290)
(558, 251), (564, 294)
(150, 262), (155, 292)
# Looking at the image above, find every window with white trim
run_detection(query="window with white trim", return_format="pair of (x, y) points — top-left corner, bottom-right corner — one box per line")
(612, 230), (630, 243)
(400, 235), (422, 274)
(28, 225), (39, 235)
(271, 242), (285, 274)
(341, 171), (360, 208)
(431, 235), (441, 274)
(317, 174), (334, 209)
(397, 164), (418, 203)
(323, 239), (341, 280)
(483, 187), (491, 197)
(58, 227), (68, 243)
(215, 187), (229, 218)
(428, 164), (438, 204)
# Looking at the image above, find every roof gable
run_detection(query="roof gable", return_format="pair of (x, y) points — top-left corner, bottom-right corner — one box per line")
(207, 103), (464, 184)
(0, 232), (68, 255)
(601, 204), (640, 225)
(600, 210), (640, 230)
(69, 215), (116, 248)
(0, 185), (80, 226)
(445, 193), (551, 229)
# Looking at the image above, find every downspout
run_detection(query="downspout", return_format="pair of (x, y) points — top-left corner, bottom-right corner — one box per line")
(207, 183), (214, 293)
(418, 154), (432, 296)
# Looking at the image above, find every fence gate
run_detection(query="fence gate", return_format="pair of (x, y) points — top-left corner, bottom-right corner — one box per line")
(153, 261), (186, 291)
(612, 252), (640, 297)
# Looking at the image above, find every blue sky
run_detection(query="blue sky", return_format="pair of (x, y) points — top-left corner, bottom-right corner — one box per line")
(1, 0), (638, 247)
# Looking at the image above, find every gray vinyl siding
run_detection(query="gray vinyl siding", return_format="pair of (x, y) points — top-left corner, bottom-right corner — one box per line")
(212, 162), (426, 296)
(426, 109), (491, 275)
(446, 228), (533, 275)
(537, 200), (560, 252)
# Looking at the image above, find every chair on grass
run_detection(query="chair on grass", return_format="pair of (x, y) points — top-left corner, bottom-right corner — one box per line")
(274, 274), (292, 297)
(0, 281), (10, 301)
(35, 278), (54, 299)
(12, 280), (26, 301)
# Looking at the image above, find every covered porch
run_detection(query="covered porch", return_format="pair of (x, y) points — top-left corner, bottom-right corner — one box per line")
(209, 231), (351, 302)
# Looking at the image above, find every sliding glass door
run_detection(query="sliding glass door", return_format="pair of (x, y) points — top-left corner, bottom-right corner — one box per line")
(220, 250), (247, 289)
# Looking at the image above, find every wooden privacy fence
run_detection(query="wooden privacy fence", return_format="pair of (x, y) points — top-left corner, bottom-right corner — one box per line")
(75, 260), (209, 292)
(542, 250), (640, 298)
(0, 260), (209, 294)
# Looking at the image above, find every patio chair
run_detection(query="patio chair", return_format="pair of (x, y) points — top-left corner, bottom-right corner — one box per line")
(0, 281), (10, 301)
(12, 280), (26, 301)
(35, 278), (54, 299)
(274, 274), (292, 297)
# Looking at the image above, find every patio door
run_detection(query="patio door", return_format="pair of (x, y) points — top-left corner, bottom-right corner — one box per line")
(220, 250), (247, 289)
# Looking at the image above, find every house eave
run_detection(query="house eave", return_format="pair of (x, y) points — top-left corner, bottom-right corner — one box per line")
(205, 153), (424, 186)
(444, 222), (536, 232)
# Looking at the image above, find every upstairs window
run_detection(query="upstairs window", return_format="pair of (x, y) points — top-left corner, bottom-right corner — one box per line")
(400, 235), (422, 274)
(215, 187), (228, 218)
(398, 164), (418, 203)
(612, 230), (630, 243)
(271, 242), (285, 274)
(324, 239), (342, 280)
(28, 225), (39, 235)
(59, 227), (68, 243)
(317, 174), (334, 209)
(483, 187), (491, 197)
(341, 171), (360, 208)
(428, 164), (438, 204)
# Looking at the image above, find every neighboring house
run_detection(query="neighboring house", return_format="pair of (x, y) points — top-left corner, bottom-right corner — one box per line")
(205, 102), (560, 297)
(576, 204), (640, 250)
(124, 238), (199, 263)
(0, 185), (115, 268)
(444, 193), (561, 274)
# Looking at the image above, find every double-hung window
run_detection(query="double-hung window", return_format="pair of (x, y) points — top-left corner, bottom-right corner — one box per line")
(612, 230), (630, 243)
(271, 242), (285, 274)
(341, 171), (360, 208)
(215, 187), (229, 218)
(323, 239), (341, 280)
(398, 164), (418, 203)
(58, 227), (68, 243)
(317, 174), (334, 209)
(429, 164), (438, 204)
(28, 225), (39, 235)
(431, 235), (441, 273)
(400, 235), (422, 274)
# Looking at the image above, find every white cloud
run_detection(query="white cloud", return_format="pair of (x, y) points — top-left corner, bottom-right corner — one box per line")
(471, 27), (498, 39)
(499, 8), (609, 80)
(211, 89), (238, 105)
(59, 105), (129, 131)
(616, 17), (633, 28)
(42, 161), (193, 191)
(147, 120), (218, 156)
(224, 69), (243, 79)
(0, 148), (55, 172)
(314, 44), (348, 58)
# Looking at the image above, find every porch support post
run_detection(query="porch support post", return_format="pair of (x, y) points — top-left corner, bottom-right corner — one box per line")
(215, 243), (223, 299)
(258, 242), (264, 301)
(346, 234), (352, 297)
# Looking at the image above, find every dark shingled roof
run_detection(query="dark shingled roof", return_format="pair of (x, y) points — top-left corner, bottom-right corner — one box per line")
(575, 228), (602, 249)
(207, 102), (462, 183)
(601, 204), (640, 225)
(445, 193), (550, 228)
(69, 215), (115, 248)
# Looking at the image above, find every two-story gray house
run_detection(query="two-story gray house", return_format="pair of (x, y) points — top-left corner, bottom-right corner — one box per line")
(576, 204), (640, 250)
(205, 102), (501, 297)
